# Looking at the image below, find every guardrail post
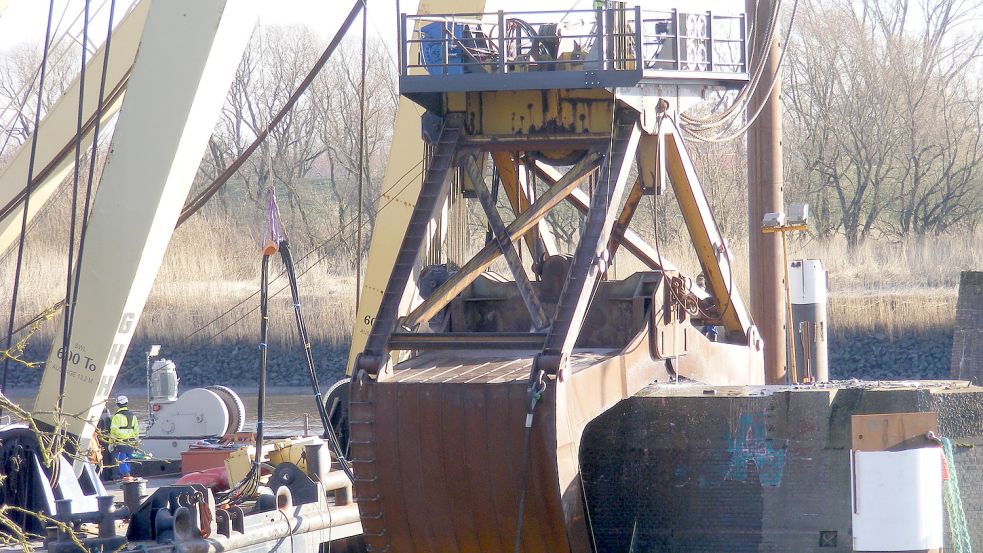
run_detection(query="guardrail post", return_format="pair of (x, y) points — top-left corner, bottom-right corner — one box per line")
(634, 6), (642, 71)
(498, 10), (506, 73)
(595, 7), (605, 71)
(673, 9), (681, 70)
(706, 11), (713, 72)
(740, 12), (748, 73)
(443, 20), (450, 75)
(399, 12), (407, 76)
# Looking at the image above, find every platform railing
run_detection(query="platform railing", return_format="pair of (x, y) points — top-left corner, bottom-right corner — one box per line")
(398, 6), (748, 93)
(638, 9), (746, 74)
(400, 8), (640, 77)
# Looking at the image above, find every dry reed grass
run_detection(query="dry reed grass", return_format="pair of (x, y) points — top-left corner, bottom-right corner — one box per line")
(1, 195), (976, 357)
(0, 204), (356, 352)
(611, 230), (968, 338)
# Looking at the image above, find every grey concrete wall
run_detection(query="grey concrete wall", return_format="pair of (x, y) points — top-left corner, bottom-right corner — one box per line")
(581, 383), (983, 552)
(952, 271), (983, 382)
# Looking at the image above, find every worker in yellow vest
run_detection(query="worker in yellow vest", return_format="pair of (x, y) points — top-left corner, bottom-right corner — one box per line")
(109, 395), (140, 480)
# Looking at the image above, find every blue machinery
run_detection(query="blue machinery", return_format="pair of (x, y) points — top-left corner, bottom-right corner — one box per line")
(403, 6), (747, 103)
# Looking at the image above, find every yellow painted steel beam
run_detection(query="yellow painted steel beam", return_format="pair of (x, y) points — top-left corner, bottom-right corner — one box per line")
(521, 160), (559, 257)
(609, 175), (645, 260)
(448, 88), (614, 137)
(0, 0), (150, 256)
(463, 155), (548, 330)
(565, 185), (685, 274)
(531, 160), (683, 275)
(659, 116), (753, 337)
(346, 0), (488, 374)
(490, 151), (552, 257)
(34, 0), (258, 452)
(402, 152), (602, 329)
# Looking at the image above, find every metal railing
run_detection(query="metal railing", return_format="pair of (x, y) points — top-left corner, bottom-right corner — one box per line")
(637, 9), (746, 74)
(400, 8), (641, 77)
(398, 6), (747, 87)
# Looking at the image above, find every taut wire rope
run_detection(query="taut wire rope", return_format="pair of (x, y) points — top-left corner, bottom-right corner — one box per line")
(356, 0), (367, 313)
(57, 0), (93, 419)
(67, 0), (118, 348)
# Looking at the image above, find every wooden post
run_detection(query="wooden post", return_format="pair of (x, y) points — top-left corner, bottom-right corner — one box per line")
(746, 0), (787, 384)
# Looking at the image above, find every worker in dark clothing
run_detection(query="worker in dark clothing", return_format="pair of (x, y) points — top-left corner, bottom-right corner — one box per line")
(97, 408), (113, 479)
(109, 395), (140, 480)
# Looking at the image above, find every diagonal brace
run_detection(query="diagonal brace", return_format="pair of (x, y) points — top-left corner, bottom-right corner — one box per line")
(463, 155), (549, 331)
(402, 150), (603, 329)
(538, 117), (641, 374)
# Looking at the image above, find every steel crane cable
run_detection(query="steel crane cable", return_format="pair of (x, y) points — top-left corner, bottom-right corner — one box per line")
(57, 0), (94, 419)
(355, 0), (367, 314)
(0, 0), (58, 413)
(67, 0), (118, 349)
(175, 0), (365, 227)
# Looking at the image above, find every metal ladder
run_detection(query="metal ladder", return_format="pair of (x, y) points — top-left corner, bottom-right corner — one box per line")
(356, 115), (463, 375)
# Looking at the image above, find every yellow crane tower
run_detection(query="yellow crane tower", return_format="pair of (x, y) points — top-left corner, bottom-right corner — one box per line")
(346, 2), (763, 551)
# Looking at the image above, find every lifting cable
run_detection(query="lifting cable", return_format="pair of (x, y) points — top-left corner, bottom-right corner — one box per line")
(57, 0), (94, 417)
(261, 189), (355, 482)
(355, 0), (367, 314)
(68, 0), (118, 349)
(0, 0), (57, 413)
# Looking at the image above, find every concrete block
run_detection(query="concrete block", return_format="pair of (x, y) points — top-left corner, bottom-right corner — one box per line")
(582, 381), (983, 552)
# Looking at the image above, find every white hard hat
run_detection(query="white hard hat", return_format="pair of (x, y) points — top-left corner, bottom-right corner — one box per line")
(116, 395), (129, 405)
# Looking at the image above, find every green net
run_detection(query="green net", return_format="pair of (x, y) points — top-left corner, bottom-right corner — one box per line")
(942, 437), (973, 553)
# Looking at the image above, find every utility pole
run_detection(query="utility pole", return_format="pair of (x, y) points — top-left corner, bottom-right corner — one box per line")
(746, 0), (786, 384)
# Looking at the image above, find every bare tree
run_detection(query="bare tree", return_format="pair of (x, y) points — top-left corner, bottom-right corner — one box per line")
(0, 41), (80, 164)
(194, 26), (397, 265)
(784, 0), (983, 245)
(311, 38), (397, 269)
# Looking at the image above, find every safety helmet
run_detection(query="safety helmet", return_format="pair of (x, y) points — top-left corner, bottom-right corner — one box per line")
(116, 395), (129, 406)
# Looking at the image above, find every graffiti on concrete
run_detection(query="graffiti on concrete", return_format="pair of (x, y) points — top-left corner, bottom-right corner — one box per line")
(726, 412), (787, 487)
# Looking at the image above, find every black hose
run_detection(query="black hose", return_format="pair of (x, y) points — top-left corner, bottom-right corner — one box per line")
(278, 240), (355, 481)
(278, 241), (329, 432)
(255, 254), (271, 469)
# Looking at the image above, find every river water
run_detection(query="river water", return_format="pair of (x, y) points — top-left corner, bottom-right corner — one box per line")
(5, 388), (324, 438)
